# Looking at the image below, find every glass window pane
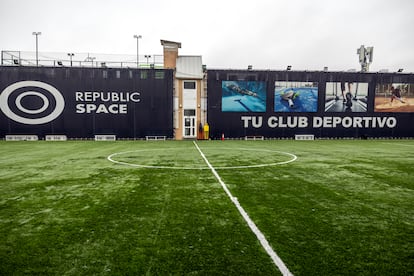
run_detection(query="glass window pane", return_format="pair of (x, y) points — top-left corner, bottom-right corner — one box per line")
(184, 81), (196, 89)
(184, 109), (196, 116)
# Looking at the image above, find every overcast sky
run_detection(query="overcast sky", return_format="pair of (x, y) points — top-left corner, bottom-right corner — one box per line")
(1, 0), (413, 72)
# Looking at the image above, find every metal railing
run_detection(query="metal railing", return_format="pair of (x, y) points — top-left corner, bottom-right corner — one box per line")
(1, 50), (164, 68)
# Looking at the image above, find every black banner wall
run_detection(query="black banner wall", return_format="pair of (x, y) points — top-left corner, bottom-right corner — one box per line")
(0, 66), (173, 138)
(207, 70), (414, 138)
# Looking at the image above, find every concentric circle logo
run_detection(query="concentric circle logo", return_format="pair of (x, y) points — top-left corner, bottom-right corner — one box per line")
(0, 81), (64, 125)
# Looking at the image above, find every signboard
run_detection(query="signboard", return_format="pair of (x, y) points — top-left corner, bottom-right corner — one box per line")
(0, 67), (173, 138)
(207, 70), (414, 138)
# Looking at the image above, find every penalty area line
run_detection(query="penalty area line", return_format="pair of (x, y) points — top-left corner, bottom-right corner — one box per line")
(192, 141), (293, 276)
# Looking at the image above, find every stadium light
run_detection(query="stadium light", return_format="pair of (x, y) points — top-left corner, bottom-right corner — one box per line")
(397, 68), (403, 73)
(286, 65), (292, 71)
(67, 53), (74, 67)
(133, 34), (142, 68)
(85, 54), (96, 67)
(145, 55), (151, 64)
(32, 32), (41, 66)
(89, 56), (95, 67)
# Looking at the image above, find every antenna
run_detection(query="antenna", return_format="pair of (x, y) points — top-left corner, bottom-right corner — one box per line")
(366, 47), (374, 62)
(357, 45), (373, 72)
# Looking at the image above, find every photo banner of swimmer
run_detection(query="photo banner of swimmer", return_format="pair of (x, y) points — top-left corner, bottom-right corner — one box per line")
(221, 81), (266, 112)
(207, 70), (414, 138)
(0, 67), (174, 138)
(274, 81), (318, 112)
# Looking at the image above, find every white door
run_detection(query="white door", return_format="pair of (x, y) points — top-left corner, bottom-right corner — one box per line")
(183, 109), (196, 138)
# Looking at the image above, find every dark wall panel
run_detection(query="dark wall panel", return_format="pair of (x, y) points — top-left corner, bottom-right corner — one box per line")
(207, 70), (414, 138)
(0, 67), (173, 138)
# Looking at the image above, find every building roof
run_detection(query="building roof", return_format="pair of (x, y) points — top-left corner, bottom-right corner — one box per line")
(160, 40), (182, 49)
(175, 56), (203, 79)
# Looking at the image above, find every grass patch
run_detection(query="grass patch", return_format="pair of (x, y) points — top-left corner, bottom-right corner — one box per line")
(0, 140), (413, 275)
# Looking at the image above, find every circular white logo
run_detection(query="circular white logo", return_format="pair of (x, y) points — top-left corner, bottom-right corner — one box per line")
(0, 81), (64, 125)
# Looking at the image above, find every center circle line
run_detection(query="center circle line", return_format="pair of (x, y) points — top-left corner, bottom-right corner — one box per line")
(107, 148), (297, 170)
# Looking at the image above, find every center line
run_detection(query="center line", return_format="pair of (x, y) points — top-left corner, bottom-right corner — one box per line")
(193, 141), (293, 276)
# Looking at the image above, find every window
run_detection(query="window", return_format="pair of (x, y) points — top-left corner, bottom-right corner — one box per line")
(184, 81), (196, 89)
(155, 71), (165, 79)
(184, 109), (196, 116)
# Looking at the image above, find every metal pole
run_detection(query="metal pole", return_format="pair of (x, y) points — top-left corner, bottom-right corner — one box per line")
(32, 32), (41, 66)
(137, 36), (139, 68)
(35, 35), (38, 66)
(133, 34), (142, 68)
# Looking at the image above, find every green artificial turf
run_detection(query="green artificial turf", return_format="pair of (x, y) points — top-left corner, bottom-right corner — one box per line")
(0, 140), (413, 275)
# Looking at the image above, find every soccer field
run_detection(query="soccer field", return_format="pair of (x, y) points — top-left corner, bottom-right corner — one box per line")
(0, 140), (413, 275)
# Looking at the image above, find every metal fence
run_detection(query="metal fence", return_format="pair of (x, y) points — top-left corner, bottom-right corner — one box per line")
(1, 50), (164, 68)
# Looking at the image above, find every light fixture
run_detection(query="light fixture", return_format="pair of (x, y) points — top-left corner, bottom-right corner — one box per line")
(85, 55), (96, 67)
(397, 68), (403, 73)
(286, 65), (292, 71)
(67, 53), (74, 66)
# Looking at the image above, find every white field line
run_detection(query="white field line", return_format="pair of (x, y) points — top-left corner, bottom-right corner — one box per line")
(107, 148), (297, 170)
(193, 141), (294, 276)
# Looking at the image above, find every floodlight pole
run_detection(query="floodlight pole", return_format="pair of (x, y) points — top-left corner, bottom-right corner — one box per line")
(32, 32), (41, 66)
(133, 34), (142, 68)
(67, 53), (74, 67)
(90, 57), (95, 67)
(145, 55), (151, 64)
